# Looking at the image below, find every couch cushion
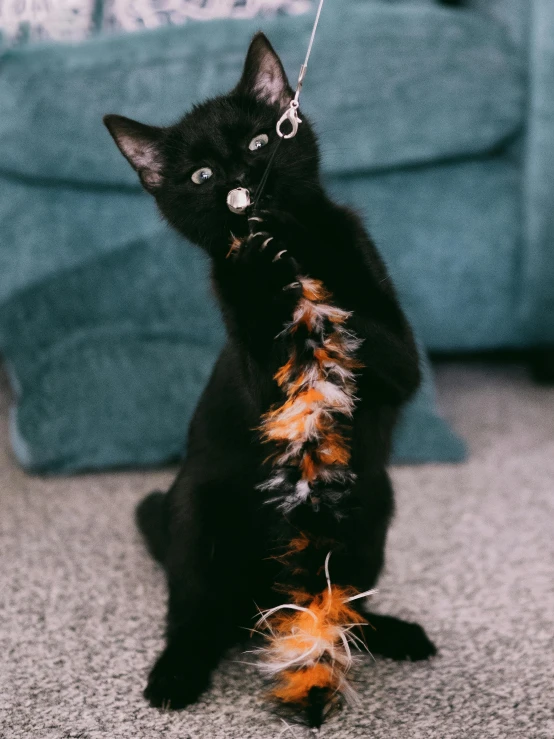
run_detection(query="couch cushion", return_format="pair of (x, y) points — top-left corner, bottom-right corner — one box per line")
(0, 3), (524, 186)
(0, 172), (160, 305)
(467, 0), (530, 49)
(328, 153), (524, 351)
(0, 233), (466, 472)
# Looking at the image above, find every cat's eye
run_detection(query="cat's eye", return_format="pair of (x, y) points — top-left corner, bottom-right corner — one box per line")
(249, 134), (269, 152)
(191, 167), (213, 185)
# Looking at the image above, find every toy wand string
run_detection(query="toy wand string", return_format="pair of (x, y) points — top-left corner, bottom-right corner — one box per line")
(253, 0), (326, 207)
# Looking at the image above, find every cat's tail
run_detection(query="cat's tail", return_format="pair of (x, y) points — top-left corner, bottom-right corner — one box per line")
(135, 490), (169, 564)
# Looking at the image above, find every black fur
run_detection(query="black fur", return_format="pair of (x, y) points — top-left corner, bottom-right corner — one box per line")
(105, 33), (436, 717)
(135, 491), (168, 563)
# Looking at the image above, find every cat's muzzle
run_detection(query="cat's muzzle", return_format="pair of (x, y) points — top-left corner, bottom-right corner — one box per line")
(227, 187), (251, 214)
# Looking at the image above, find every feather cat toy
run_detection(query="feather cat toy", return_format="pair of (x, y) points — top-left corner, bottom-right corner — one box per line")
(104, 2), (436, 730)
(250, 271), (374, 720)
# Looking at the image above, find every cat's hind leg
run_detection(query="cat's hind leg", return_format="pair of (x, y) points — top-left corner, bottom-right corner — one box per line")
(142, 473), (259, 710)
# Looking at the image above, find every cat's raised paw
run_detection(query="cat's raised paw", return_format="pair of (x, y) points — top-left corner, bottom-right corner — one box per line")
(234, 213), (301, 294)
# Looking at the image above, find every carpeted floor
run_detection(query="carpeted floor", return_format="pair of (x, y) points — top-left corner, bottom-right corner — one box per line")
(1, 361), (553, 739)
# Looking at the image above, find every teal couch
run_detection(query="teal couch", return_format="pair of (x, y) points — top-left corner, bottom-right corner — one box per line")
(0, 0), (551, 472)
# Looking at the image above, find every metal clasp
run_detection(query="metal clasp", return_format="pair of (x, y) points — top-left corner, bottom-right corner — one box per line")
(276, 99), (302, 140)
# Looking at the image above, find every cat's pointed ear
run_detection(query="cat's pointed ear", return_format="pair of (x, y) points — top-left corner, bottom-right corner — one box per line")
(103, 114), (165, 193)
(235, 32), (293, 108)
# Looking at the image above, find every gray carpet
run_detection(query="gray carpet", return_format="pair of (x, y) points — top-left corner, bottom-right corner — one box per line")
(1, 362), (553, 739)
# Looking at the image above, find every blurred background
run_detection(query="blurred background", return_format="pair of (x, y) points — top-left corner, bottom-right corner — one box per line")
(1, 2), (553, 738)
(0, 0), (553, 472)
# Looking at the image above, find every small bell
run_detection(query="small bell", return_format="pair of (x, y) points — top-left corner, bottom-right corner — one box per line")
(227, 187), (251, 214)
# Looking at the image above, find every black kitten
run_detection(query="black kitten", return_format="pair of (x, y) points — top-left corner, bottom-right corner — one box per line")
(105, 33), (436, 714)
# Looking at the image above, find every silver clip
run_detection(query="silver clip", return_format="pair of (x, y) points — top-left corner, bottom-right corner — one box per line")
(276, 100), (302, 140)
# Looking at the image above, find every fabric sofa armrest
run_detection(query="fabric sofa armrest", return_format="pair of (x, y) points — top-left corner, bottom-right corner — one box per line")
(521, 0), (554, 342)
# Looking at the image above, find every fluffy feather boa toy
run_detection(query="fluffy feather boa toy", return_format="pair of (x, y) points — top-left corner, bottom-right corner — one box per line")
(229, 240), (375, 725)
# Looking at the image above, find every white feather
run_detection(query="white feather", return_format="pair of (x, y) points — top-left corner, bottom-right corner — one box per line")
(294, 479), (311, 503)
(254, 557), (370, 696)
(314, 381), (355, 414)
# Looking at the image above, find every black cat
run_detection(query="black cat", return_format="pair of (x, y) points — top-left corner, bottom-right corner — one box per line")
(105, 32), (436, 720)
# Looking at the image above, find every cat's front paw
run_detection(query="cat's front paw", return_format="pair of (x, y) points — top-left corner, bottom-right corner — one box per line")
(363, 614), (438, 662)
(230, 211), (301, 295)
(144, 647), (212, 710)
